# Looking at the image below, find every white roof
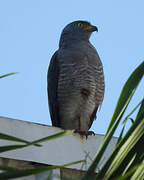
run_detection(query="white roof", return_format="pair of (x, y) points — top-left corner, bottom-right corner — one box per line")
(0, 116), (117, 171)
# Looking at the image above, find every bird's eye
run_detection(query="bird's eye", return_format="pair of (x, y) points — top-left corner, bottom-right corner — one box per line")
(78, 22), (83, 28)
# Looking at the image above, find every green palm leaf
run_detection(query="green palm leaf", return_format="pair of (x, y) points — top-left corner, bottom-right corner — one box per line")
(0, 72), (18, 79)
(0, 130), (72, 153)
(83, 61), (144, 180)
(0, 160), (84, 180)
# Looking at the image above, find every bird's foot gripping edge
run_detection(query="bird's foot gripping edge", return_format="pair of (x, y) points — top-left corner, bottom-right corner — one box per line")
(74, 130), (95, 139)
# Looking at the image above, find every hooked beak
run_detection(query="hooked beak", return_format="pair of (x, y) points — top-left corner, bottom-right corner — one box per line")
(85, 25), (98, 32)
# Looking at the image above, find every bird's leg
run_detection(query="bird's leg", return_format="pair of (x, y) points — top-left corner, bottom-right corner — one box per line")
(74, 116), (95, 139)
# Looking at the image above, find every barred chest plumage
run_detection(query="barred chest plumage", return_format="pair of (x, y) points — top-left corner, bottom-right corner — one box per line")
(57, 42), (105, 130)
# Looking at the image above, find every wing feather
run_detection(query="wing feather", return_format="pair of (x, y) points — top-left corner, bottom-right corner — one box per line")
(47, 51), (60, 127)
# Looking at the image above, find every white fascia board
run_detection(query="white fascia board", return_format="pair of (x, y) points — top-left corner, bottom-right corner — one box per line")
(0, 116), (117, 171)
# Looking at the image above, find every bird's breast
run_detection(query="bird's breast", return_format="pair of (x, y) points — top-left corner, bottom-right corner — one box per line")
(56, 45), (105, 130)
(57, 46), (103, 94)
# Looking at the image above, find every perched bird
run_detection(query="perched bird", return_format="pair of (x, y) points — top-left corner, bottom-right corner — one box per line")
(47, 20), (105, 134)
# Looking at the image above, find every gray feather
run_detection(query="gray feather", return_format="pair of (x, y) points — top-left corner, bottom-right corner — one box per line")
(47, 21), (105, 131)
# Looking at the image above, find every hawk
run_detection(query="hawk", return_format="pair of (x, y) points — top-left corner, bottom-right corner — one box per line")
(47, 20), (105, 133)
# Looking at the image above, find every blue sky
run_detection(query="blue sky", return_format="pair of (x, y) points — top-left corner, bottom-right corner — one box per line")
(0, 0), (143, 136)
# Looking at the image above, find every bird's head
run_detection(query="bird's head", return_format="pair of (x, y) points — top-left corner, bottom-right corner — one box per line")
(59, 20), (98, 48)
